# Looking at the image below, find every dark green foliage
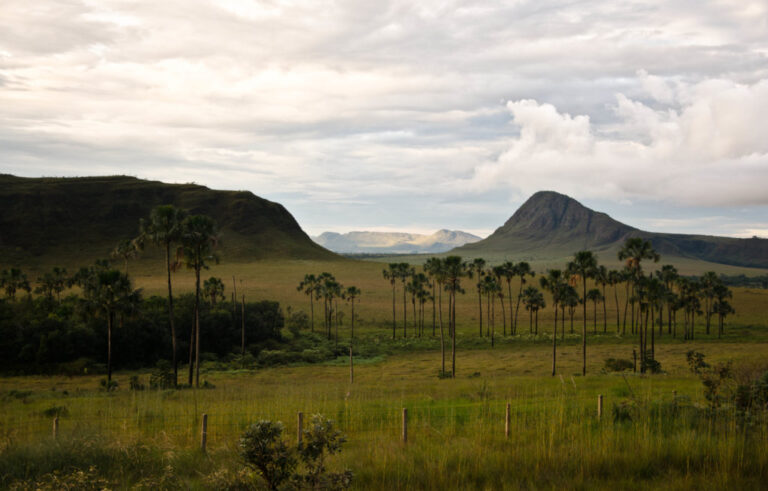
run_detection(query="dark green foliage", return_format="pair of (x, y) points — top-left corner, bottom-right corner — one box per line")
(604, 358), (634, 372)
(0, 293), (283, 374)
(238, 415), (352, 491)
(239, 421), (297, 490)
(149, 361), (175, 389)
(686, 350), (710, 374)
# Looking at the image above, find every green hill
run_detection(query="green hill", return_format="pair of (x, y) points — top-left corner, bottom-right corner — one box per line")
(0, 174), (338, 267)
(456, 191), (768, 269)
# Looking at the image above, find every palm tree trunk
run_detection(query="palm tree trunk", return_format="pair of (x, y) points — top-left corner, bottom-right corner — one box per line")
(582, 278), (587, 376)
(432, 280), (436, 337)
(439, 283), (445, 374)
(451, 290), (456, 378)
(500, 295), (506, 336)
(602, 285), (607, 333)
(552, 304), (557, 376)
(351, 300), (355, 340)
(391, 283), (396, 339)
(165, 242), (178, 387)
(478, 288), (483, 337)
(107, 311), (113, 385)
(241, 294), (246, 357)
(194, 261), (201, 388)
(515, 282), (524, 336)
(507, 280), (513, 335)
(614, 285), (620, 334)
(403, 282), (407, 338)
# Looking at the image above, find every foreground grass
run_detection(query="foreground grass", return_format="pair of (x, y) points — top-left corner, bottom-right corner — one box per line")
(2, 338), (768, 489)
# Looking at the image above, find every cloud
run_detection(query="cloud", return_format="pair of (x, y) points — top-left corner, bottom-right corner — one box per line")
(471, 77), (768, 207)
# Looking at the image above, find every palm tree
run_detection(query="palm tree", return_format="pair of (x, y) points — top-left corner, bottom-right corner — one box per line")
(110, 238), (139, 273)
(203, 276), (225, 308)
(607, 269), (622, 333)
(35, 267), (68, 304)
(712, 283), (734, 338)
(586, 288), (603, 334)
(540, 269), (566, 376)
(180, 214), (218, 388)
(480, 274), (501, 346)
(1, 268), (31, 301)
(566, 250), (598, 376)
(618, 238), (660, 337)
(443, 256), (466, 378)
(522, 286), (545, 336)
(562, 285), (579, 337)
(396, 263), (414, 338)
(491, 265), (508, 336)
(699, 271), (719, 335)
(467, 258), (487, 337)
(297, 274), (319, 332)
(499, 261), (516, 335)
(75, 265), (141, 385)
(343, 286), (361, 339)
(513, 262), (534, 335)
(406, 273), (428, 336)
(429, 258), (448, 374)
(424, 257), (442, 336)
(656, 265), (679, 336)
(594, 265), (609, 333)
(382, 265), (398, 339)
(138, 204), (186, 387)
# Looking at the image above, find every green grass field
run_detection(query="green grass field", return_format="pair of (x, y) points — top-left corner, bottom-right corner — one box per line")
(2, 256), (768, 488)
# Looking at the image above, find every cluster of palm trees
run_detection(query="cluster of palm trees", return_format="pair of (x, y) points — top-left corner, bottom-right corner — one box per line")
(297, 273), (361, 341)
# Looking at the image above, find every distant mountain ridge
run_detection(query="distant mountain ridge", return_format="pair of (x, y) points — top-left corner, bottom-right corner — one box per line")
(0, 174), (337, 266)
(313, 229), (482, 253)
(456, 191), (768, 269)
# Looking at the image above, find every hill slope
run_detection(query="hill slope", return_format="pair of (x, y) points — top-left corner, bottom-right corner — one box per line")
(313, 229), (481, 253)
(0, 174), (337, 266)
(456, 191), (768, 269)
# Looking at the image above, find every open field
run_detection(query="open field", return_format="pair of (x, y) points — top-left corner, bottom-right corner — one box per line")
(2, 338), (768, 488)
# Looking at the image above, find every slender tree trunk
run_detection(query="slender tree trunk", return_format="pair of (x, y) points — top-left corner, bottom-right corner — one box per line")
(651, 306), (655, 362)
(194, 261), (201, 388)
(391, 284), (396, 340)
(507, 280), (513, 335)
(552, 303), (557, 376)
(107, 311), (113, 385)
(432, 280), (436, 337)
(439, 283), (445, 374)
(500, 294), (506, 336)
(478, 287), (483, 337)
(166, 243), (178, 387)
(515, 282), (524, 336)
(614, 285), (620, 334)
(351, 300), (355, 340)
(582, 278), (587, 376)
(403, 281), (407, 338)
(602, 285), (607, 333)
(486, 292), (491, 337)
(593, 300), (597, 334)
(451, 290), (456, 378)
(241, 293), (246, 357)
(623, 282), (630, 334)
(561, 304), (565, 341)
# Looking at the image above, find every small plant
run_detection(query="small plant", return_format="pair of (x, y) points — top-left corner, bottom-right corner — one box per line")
(149, 360), (175, 389)
(129, 375), (145, 391)
(238, 415), (352, 490)
(239, 421), (297, 490)
(99, 378), (118, 392)
(604, 358), (634, 372)
(686, 350), (710, 374)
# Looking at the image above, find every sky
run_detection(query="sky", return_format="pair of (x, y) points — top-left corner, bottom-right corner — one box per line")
(2, 0), (768, 238)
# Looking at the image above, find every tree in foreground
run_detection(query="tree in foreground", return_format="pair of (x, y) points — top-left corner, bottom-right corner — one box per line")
(138, 204), (187, 387)
(181, 214), (218, 387)
(75, 263), (141, 386)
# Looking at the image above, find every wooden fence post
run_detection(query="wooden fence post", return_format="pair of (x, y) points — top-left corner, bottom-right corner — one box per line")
(402, 408), (408, 443)
(597, 394), (603, 420)
(53, 416), (59, 440)
(505, 403), (510, 438)
(201, 413), (208, 453)
(297, 411), (304, 446)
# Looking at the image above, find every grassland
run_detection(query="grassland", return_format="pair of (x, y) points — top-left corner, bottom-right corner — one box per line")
(3, 255), (768, 488)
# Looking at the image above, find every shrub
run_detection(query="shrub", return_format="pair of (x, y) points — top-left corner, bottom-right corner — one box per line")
(239, 421), (296, 490)
(604, 358), (634, 372)
(149, 361), (175, 389)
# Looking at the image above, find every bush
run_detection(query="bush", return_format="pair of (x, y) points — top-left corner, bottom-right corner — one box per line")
(149, 361), (175, 389)
(239, 421), (297, 490)
(604, 358), (634, 372)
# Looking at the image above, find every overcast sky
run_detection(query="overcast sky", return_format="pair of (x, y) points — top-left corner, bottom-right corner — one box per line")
(2, 1), (768, 238)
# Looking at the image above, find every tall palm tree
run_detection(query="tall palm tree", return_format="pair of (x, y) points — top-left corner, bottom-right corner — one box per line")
(343, 286), (361, 340)
(594, 265), (609, 333)
(699, 271), (719, 335)
(522, 286), (545, 336)
(618, 238), (659, 338)
(297, 274), (319, 332)
(467, 258), (487, 337)
(513, 262), (534, 335)
(492, 265), (509, 336)
(540, 269), (566, 376)
(480, 274), (501, 346)
(566, 250), (598, 376)
(562, 285), (579, 337)
(180, 214), (218, 388)
(443, 256), (466, 378)
(607, 269), (623, 333)
(396, 263), (414, 338)
(423, 257), (442, 336)
(76, 265), (141, 386)
(382, 265), (398, 339)
(499, 261), (516, 335)
(138, 204), (186, 387)
(712, 283), (734, 338)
